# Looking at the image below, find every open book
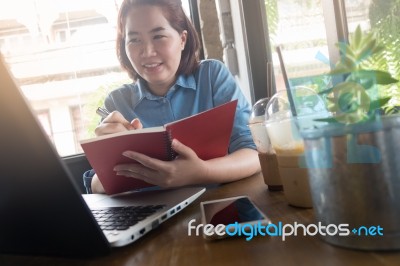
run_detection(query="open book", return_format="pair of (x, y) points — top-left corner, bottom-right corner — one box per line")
(80, 100), (238, 194)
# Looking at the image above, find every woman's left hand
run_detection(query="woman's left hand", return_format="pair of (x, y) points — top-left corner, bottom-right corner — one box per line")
(113, 139), (210, 187)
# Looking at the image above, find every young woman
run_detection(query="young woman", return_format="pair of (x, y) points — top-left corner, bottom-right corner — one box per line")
(87, 0), (260, 193)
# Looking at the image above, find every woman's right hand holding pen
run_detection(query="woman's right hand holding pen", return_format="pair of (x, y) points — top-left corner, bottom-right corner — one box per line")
(94, 110), (143, 136)
(92, 108), (143, 194)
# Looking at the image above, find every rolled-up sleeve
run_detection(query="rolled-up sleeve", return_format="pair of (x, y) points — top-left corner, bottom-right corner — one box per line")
(206, 60), (256, 153)
(229, 97), (256, 153)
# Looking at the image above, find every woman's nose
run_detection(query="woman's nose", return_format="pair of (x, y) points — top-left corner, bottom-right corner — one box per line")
(141, 41), (156, 57)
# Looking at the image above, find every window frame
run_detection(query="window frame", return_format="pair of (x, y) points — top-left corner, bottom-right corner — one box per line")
(239, 0), (353, 104)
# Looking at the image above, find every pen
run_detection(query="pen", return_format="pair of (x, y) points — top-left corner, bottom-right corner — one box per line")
(96, 107), (110, 119)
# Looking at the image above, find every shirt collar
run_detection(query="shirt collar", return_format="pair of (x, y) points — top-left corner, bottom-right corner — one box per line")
(175, 74), (196, 91)
(137, 74), (197, 100)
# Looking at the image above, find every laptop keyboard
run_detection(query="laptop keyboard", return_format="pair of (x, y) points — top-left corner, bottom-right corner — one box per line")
(91, 205), (166, 231)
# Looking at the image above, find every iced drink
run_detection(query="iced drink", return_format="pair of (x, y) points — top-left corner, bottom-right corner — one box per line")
(266, 116), (312, 208)
(249, 98), (282, 191)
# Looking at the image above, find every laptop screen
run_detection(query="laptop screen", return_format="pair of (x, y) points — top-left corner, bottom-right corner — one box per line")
(0, 54), (111, 256)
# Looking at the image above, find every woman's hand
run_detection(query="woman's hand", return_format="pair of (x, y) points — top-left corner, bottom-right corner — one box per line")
(91, 111), (143, 193)
(93, 138), (260, 192)
(113, 139), (210, 188)
(94, 111), (143, 136)
(90, 139), (204, 193)
(91, 174), (105, 194)
(113, 140), (260, 187)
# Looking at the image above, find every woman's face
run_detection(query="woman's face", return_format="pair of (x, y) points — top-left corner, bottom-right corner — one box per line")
(124, 5), (187, 96)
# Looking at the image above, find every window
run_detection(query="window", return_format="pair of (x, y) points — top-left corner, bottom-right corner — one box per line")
(0, 0), (191, 157)
(343, 0), (400, 79)
(264, 0), (330, 94)
(37, 109), (53, 140)
(344, 0), (372, 32)
(260, 0), (398, 99)
(3, 0), (395, 157)
(70, 105), (85, 154)
(343, 0), (400, 108)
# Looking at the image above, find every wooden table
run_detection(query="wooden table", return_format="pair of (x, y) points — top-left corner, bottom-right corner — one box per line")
(1, 173), (399, 266)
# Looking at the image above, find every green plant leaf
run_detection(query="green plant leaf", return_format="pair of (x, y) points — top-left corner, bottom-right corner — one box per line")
(318, 86), (334, 95)
(345, 70), (398, 87)
(319, 24), (400, 124)
(371, 45), (384, 55)
(354, 31), (375, 56)
(328, 65), (351, 75)
(338, 92), (358, 113)
(354, 40), (373, 61)
(355, 70), (398, 85)
(342, 55), (358, 69)
(324, 82), (371, 123)
(338, 42), (356, 59)
(352, 25), (363, 50)
(369, 97), (391, 110)
(373, 70), (399, 84)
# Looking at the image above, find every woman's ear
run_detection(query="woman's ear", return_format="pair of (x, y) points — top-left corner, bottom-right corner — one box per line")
(181, 30), (188, 50)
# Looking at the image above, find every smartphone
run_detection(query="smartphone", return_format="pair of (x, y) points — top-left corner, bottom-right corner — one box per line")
(200, 196), (270, 240)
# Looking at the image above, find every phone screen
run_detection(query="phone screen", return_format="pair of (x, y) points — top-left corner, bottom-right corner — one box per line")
(203, 197), (266, 225)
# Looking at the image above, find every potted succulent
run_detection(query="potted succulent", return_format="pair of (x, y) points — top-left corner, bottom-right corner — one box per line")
(299, 25), (400, 250)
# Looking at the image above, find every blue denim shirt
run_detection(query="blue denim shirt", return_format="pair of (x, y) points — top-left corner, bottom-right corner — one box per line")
(104, 59), (256, 153)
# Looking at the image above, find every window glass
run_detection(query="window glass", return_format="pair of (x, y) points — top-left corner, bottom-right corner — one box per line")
(0, 0), (191, 156)
(346, 0), (400, 72)
(343, 0), (372, 32)
(265, 0), (330, 93)
(344, 0), (400, 108)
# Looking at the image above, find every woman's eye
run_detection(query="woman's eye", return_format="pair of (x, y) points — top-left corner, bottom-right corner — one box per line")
(128, 38), (140, 44)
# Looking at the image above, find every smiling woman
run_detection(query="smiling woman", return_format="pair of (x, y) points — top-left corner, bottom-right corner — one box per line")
(88, 0), (260, 194)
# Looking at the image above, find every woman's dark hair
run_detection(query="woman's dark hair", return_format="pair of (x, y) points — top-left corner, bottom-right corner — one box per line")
(116, 0), (201, 80)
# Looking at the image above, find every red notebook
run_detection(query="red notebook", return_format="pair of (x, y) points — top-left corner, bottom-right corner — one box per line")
(80, 100), (238, 195)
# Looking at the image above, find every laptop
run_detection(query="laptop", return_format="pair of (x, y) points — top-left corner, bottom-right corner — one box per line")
(0, 54), (205, 257)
